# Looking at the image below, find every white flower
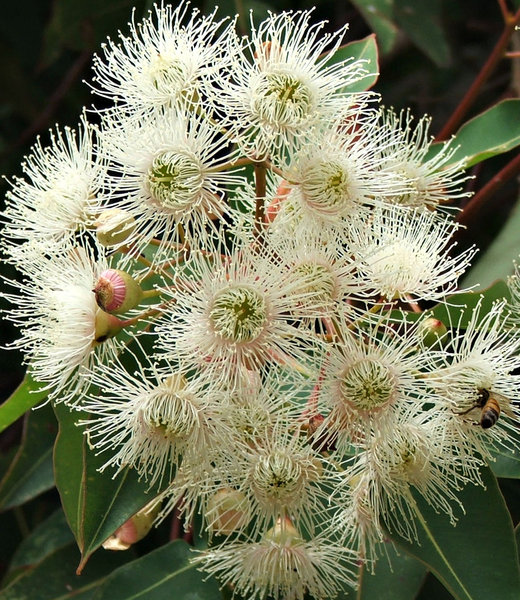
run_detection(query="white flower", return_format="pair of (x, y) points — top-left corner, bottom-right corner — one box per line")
(347, 205), (476, 301)
(154, 241), (322, 386)
(82, 354), (233, 489)
(2, 117), (105, 264)
(91, 2), (237, 114)
(196, 519), (357, 600)
(219, 9), (371, 159)
(213, 422), (337, 538)
(314, 309), (439, 452)
(428, 299), (520, 455)
(3, 244), (121, 404)
(287, 110), (409, 221)
(333, 415), (481, 548)
(378, 108), (472, 208)
(264, 226), (367, 318)
(99, 104), (244, 252)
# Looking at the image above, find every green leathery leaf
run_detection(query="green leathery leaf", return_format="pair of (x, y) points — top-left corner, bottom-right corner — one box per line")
(486, 426), (520, 479)
(430, 99), (520, 169)
(430, 280), (511, 329)
(394, 0), (450, 67)
(0, 402), (56, 510)
(330, 34), (380, 92)
(10, 508), (74, 570)
(350, 0), (397, 55)
(0, 543), (133, 600)
(357, 540), (427, 599)
(461, 197), (520, 290)
(489, 445), (520, 479)
(91, 540), (221, 600)
(0, 373), (48, 434)
(53, 402), (166, 573)
(388, 466), (520, 600)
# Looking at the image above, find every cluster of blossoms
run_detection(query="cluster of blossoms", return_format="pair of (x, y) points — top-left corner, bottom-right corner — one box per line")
(3, 3), (520, 599)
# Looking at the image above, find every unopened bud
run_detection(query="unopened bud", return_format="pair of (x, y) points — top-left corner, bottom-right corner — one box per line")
(103, 501), (160, 551)
(254, 40), (282, 63)
(206, 488), (250, 535)
(264, 517), (303, 546)
(95, 208), (136, 247)
(94, 308), (125, 343)
(419, 317), (448, 348)
(94, 269), (143, 314)
(265, 180), (291, 224)
(307, 413), (336, 453)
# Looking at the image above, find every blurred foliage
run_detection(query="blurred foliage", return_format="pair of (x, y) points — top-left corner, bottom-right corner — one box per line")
(2, 1), (520, 599)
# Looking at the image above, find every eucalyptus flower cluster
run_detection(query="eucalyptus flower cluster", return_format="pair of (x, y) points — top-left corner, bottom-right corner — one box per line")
(3, 4), (520, 600)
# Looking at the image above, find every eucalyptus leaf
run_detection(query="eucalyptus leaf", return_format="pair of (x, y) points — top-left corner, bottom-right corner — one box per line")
(489, 445), (520, 479)
(394, 0), (450, 67)
(389, 467), (520, 600)
(91, 540), (221, 600)
(10, 508), (74, 570)
(350, 0), (397, 55)
(333, 35), (380, 92)
(461, 198), (520, 289)
(0, 543), (132, 600)
(0, 374), (48, 434)
(53, 402), (167, 572)
(431, 99), (520, 169)
(487, 426), (520, 479)
(358, 540), (427, 599)
(0, 402), (56, 510)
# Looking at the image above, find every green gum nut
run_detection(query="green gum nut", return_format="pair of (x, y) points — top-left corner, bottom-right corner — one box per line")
(94, 269), (143, 314)
(419, 317), (448, 348)
(95, 208), (136, 247)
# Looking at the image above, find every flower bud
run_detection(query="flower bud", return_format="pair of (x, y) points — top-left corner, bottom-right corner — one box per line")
(206, 488), (250, 535)
(102, 501), (160, 551)
(95, 208), (136, 247)
(307, 413), (336, 453)
(265, 180), (291, 223)
(94, 269), (143, 314)
(264, 517), (303, 546)
(94, 308), (125, 343)
(419, 316), (448, 348)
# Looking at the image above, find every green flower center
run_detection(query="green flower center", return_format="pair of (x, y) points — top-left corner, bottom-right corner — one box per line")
(340, 358), (396, 412)
(253, 451), (302, 504)
(291, 262), (336, 305)
(148, 53), (188, 91)
(209, 286), (267, 343)
(147, 151), (203, 212)
(301, 159), (353, 215)
(254, 72), (314, 128)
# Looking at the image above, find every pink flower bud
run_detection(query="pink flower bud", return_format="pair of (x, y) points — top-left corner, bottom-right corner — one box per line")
(94, 269), (143, 314)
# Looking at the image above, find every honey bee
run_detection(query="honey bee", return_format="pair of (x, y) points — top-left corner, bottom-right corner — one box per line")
(454, 388), (501, 429)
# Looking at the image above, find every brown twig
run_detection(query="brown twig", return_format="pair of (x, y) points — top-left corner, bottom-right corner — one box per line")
(497, 0), (511, 22)
(457, 151), (520, 227)
(436, 7), (520, 141)
(253, 161), (267, 240)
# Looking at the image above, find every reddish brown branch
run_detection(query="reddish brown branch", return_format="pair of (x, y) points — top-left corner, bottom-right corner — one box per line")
(436, 8), (520, 141)
(457, 151), (520, 227)
(498, 0), (510, 22)
(253, 161), (267, 240)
